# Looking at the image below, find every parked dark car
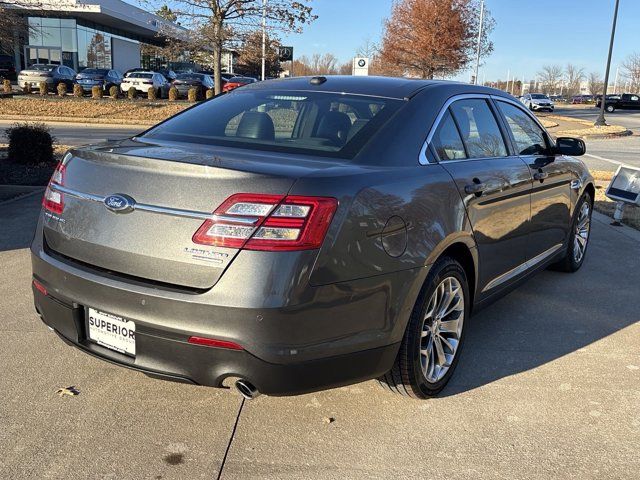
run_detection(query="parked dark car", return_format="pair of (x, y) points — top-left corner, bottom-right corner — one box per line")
(17, 64), (76, 91)
(160, 69), (177, 81)
(222, 76), (258, 92)
(171, 73), (215, 97)
(76, 68), (123, 93)
(32, 77), (594, 399)
(596, 93), (640, 112)
(0, 54), (17, 81)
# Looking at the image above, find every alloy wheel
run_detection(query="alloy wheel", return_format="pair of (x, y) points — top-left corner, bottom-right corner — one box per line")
(420, 276), (465, 383)
(574, 201), (591, 263)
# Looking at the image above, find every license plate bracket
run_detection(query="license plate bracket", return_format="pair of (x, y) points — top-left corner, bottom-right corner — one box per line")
(86, 308), (136, 356)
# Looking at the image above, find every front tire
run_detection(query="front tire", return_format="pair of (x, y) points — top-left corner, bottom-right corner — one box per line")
(379, 257), (469, 398)
(552, 192), (592, 272)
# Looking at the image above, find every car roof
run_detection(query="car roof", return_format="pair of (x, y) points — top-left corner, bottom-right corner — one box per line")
(242, 75), (517, 101)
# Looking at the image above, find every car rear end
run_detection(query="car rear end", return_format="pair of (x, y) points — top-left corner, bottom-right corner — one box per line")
(76, 69), (108, 92)
(173, 74), (205, 96)
(0, 54), (16, 81)
(121, 73), (154, 94)
(18, 65), (55, 89)
(31, 82), (414, 395)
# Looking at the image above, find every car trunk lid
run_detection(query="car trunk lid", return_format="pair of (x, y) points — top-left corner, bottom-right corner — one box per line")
(42, 139), (309, 290)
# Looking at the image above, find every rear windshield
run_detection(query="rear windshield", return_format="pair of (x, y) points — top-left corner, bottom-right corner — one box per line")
(229, 77), (255, 83)
(127, 73), (153, 79)
(142, 90), (403, 158)
(81, 68), (108, 75)
(30, 64), (55, 71)
(176, 73), (204, 80)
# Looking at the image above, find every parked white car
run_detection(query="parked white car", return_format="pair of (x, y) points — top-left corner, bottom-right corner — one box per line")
(520, 93), (554, 112)
(120, 71), (169, 98)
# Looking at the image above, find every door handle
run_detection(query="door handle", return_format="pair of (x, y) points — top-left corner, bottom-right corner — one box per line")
(464, 182), (487, 195)
(533, 171), (548, 181)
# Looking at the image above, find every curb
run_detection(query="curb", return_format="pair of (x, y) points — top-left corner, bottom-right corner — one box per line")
(558, 129), (633, 140)
(592, 210), (640, 243)
(0, 115), (156, 127)
(0, 186), (44, 206)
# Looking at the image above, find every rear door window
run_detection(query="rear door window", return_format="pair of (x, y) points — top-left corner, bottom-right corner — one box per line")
(496, 101), (549, 156)
(431, 111), (467, 161)
(449, 99), (508, 159)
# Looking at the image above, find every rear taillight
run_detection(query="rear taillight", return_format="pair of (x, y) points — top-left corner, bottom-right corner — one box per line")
(193, 193), (338, 251)
(42, 162), (65, 214)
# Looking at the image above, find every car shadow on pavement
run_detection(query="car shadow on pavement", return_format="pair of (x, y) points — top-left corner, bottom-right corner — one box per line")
(0, 193), (42, 252)
(441, 223), (639, 397)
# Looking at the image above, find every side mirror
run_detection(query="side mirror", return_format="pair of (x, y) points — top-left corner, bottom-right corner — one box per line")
(555, 137), (586, 156)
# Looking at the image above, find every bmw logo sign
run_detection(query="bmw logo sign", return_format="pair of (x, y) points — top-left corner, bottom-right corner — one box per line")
(104, 194), (135, 213)
(358, 59), (366, 68)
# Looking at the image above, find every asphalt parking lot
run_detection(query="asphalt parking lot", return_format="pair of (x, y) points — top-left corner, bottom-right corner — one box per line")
(1, 189), (639, 479)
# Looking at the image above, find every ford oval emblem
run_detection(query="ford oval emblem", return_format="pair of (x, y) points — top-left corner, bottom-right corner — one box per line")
(103, 194), (135, 213)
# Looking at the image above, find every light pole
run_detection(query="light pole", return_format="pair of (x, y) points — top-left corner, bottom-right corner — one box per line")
(473, 0), (485, 85)
(595, 0), (620, 126)
(261, 0), (267, 81)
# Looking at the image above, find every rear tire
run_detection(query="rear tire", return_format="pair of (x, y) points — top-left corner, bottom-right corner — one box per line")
(551, 192), (592, 273)
(606, 104), (615, 113)
(378, 256), (469, 398)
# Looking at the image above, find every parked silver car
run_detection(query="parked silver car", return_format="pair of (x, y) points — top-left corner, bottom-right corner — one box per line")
(18, 64), (76, 91)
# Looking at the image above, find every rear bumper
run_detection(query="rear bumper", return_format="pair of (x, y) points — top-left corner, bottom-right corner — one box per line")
(33, 286), (399, 395)
(31, 225), (422, 395)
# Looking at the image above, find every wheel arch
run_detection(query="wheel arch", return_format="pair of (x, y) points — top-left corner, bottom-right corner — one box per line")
(438, 241), (478, 308)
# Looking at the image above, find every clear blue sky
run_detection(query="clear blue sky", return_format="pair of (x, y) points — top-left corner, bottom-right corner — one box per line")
(278, 0), (640, 82)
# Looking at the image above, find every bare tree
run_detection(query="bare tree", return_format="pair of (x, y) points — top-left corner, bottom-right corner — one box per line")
(587, 72), (604, 96)
(621, 52), (640, 93)
(292, 53), (340, 76)
(356, 37), (379, 59)
(565, 64), (585, 98)
(537, 64), (563, 94)
(378, 0), (494, 79)
(338, 61), (352, 75)
(146, 0), (316, 93)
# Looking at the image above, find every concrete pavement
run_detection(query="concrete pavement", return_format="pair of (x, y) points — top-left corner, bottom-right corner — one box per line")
(0, 194), (638, 479)
(551, 107), (640, 172)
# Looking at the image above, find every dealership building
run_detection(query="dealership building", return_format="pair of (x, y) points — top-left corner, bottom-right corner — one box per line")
(6, 0), (236, 73)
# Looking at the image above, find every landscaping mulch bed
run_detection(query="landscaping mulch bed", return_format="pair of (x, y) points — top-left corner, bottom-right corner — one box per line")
(0, 96), (190, 123)
(591, 170), (640, 231)
(0, 144), (70, 186)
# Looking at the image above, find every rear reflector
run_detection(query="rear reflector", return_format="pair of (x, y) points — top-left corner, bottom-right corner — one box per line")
(42, 162), (65, 214)
(192, 193), (338, 251)
(187, 336), (243, 350)
(32, 279), (48, 296)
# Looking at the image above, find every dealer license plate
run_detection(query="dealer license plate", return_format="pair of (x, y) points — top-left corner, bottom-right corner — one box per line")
(87, 308), (136, 356)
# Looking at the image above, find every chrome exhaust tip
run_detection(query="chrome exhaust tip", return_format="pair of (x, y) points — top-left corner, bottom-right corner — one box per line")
(235, 379), (260, 400)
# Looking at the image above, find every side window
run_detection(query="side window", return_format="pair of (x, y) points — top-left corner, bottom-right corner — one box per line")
(449, 99), (508, 159)
(497, 101), (549, 156)
(431, 111), (467, 161)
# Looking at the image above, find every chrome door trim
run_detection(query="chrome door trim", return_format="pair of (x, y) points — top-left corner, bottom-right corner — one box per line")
(49, 184), (259, 224)
(481, 243), (563, 293)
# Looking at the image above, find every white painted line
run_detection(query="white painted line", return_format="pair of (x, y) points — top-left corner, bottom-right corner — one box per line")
(584, 153), (627, 167)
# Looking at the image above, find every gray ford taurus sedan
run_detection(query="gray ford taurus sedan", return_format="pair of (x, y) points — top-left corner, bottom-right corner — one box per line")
(31, 76), (594, 399)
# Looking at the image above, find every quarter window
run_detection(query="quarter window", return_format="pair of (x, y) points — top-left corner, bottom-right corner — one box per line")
(497, 101), (549, 156)
(449, 99), (508, 159)
(431, 111), (466, 161)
